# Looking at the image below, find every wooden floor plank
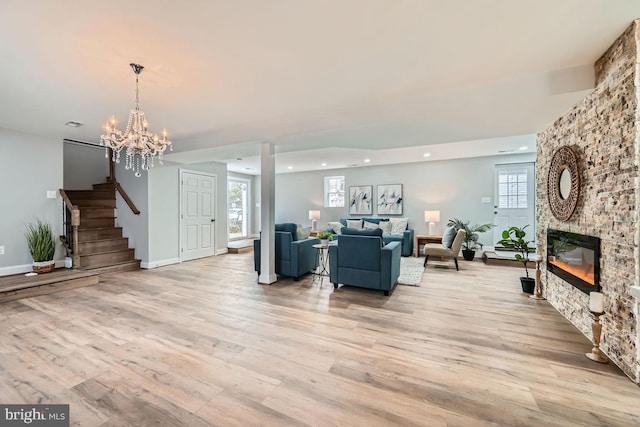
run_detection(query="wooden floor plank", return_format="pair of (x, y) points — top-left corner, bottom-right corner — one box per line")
(0, 253), (639, 426)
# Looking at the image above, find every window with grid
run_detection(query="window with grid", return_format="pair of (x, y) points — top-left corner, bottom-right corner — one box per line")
(324, 176), (345, 207)
(497, 168), (528, 208)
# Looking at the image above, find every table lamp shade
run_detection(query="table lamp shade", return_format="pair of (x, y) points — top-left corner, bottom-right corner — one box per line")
(425, 210), (440, 235)
(425, 211), (440, 223)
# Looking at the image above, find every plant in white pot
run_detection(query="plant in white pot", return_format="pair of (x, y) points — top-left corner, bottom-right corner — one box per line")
(317, 231), (332, 246)
(25, 219), (56, 273)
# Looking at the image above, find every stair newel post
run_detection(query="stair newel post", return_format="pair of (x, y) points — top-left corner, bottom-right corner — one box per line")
(108, 148), (116, 182)
(72, 208), (80, 268)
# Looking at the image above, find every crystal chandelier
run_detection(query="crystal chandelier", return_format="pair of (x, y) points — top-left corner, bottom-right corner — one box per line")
(100, 63), (172, 177)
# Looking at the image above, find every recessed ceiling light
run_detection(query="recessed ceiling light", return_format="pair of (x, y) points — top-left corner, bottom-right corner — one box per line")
(287, 166), (293, 170)
(363, 158), (370, 163)
(64, 121), (83, 127)
(519, 146), (528, 151)
(236, 157), (243, 161)
(423, 153), (431, 157)
(321, 162), (327, 167)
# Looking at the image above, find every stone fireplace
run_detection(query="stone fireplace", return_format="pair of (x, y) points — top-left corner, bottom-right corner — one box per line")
(537, 20), (640, 383)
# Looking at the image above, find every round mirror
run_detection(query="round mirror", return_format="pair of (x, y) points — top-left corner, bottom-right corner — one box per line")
(559, 168), (572, 200)
(547, 146), (580, 221)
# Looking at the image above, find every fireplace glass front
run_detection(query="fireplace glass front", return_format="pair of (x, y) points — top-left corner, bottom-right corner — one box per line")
(546, 228), (600, 294)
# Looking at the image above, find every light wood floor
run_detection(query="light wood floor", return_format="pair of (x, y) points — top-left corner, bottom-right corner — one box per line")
(1, 254), (639, 426)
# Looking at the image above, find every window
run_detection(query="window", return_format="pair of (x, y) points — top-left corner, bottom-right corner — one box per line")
(497, 168), (528, 208)
(324, 175), (345, 207)
(228, 178), (249, 240)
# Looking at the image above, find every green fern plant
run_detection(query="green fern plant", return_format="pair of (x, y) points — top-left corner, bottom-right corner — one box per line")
(25, 219), (55, 262)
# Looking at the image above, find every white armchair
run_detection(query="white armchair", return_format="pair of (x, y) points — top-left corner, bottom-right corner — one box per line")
(423, 229), (466, 271)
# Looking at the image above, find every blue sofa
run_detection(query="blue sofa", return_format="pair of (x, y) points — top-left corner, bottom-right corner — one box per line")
(253, 223), (320, 280)
(329, 218), (414, 257)
(328, 234), (401, 296)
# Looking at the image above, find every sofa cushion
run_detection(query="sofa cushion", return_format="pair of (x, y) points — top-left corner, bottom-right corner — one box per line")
(346, 219), (363, 229)
(341, 227), (383, 237)
(442, 226), (457, 248)
(389, 217), (408, 235)
(275, 223), (298, 241)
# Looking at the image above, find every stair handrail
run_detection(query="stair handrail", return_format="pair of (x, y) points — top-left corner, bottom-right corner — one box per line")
(59, 189), (81, 267)
(112, 181), (141, 215)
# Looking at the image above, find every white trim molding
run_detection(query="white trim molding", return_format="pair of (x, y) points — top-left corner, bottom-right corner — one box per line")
(140, 258), (181, 269)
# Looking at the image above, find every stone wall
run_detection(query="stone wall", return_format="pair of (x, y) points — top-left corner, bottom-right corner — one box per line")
(536, 20), (640, 382)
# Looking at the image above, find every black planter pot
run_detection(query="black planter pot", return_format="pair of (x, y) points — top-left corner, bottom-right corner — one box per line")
(462, 249), (476, 261)
(520, 277), (536, 294)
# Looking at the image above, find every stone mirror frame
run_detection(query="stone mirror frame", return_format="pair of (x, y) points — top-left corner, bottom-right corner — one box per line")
(548, 146), (580, 221)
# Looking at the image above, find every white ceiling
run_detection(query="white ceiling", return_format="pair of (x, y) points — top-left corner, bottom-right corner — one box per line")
(1, 1), (638, 174)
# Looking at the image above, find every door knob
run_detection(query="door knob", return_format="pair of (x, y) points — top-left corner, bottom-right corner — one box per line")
(211, 219), (215, 222)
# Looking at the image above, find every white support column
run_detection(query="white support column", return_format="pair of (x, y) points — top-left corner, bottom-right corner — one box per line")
(259, 141), (277, 284)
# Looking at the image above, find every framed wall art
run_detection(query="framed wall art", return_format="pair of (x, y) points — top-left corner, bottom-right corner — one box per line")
(377, 184), (403, 215)
(349, 185), (373, 215)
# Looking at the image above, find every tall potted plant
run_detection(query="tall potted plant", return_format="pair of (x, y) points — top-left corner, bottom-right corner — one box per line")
(496, 225), (535, 293)
(25, 219), (56, 273)
(447, 218), (494, 261)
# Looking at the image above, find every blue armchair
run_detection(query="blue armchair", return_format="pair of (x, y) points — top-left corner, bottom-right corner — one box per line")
(254, 223), (320, 280)
(328, 235), (401, 296)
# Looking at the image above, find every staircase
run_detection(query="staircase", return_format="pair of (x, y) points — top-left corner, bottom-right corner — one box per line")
(63, 183), (140, 273)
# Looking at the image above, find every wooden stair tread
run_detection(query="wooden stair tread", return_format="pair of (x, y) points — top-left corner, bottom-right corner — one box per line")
(0, 269), (100, 293)
(78, 227), (123, 232)
(79, 237), (127, 244)
(79, 248), (133, 256)
(80, 259), (141, 272)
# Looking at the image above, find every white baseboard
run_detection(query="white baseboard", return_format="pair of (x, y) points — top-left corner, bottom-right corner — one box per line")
(216, 248), (229, 255)
(0, 260), (69, 277)
(140, 257), (181, 269)
(0, 264), (32, 276)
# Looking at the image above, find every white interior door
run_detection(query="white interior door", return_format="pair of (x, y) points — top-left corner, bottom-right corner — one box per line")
(494, 162), (536, 245)
(181, 170), (216, 261)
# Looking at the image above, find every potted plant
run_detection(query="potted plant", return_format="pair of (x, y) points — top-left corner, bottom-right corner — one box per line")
(25, 219), (56, 273)
(447, 218), (494, 261)
(317, 231), (332, 246)
(496, 225), (536, 293)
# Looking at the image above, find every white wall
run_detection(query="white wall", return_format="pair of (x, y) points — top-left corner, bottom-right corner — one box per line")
(0, 128), (64, 274)
(114, 160), (150, 263)
(63, 141), (109, 189)
(272, 153), (535, 248)
(146, 160), (228, 267)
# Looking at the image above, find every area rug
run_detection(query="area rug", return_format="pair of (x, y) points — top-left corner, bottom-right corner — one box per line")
(398, 256), (425, 286)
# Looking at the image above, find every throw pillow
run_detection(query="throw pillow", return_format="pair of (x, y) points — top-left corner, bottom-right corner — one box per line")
(378, 220), (392, 235)
(389, 217), (408, 235)
(442, 226), (457, 248)
(327, 221), (344, 234)
(378, 220), (392, 236)
(346, 219), (363, 229)
(296, 225), (311, 240)
(363, 220), (379, 230)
